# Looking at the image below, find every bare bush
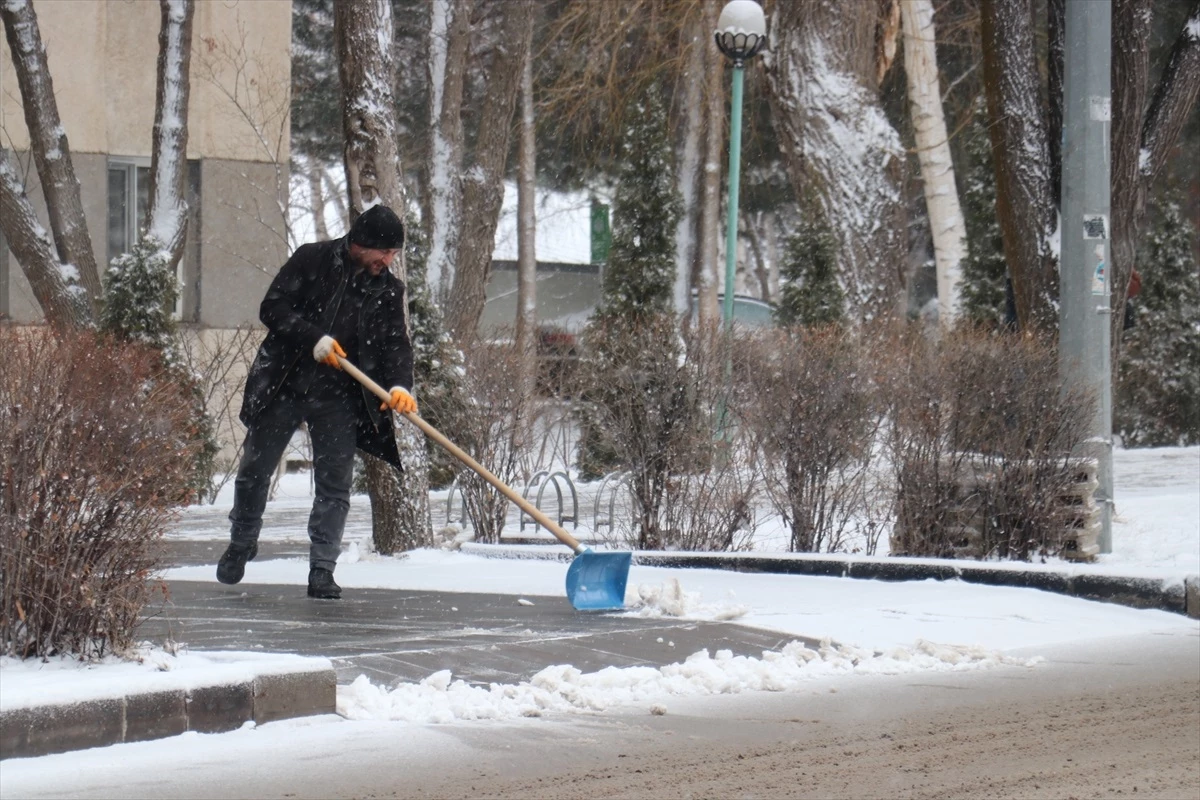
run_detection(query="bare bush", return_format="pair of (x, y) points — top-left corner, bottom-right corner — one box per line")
(735, 327), (881, 553)
(1, 329), (203, 659)
(880, 326), (1096, 560)
(421, 334), (539, 543)
(175, 326), (261, 501)
(576, 318), (755, 551)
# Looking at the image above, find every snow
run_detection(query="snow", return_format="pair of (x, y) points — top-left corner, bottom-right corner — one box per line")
(490, 183), (594, 264)
(2, 447), (1195, 738)
(339, 639), (1033, 723)
(0, 650), (330, 713)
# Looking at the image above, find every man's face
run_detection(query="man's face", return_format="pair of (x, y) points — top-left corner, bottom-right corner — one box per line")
(349, 243), (400, 276)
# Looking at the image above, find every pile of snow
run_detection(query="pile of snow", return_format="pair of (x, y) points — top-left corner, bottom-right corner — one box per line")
(624, 577), (749, 621)
(337, 638), (1038, 723)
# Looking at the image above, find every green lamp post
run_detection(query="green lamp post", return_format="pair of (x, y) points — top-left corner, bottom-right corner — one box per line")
(714, 0), (767, 333)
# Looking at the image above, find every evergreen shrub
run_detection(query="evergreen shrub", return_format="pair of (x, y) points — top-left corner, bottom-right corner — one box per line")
(1116, 192), (1200, 446)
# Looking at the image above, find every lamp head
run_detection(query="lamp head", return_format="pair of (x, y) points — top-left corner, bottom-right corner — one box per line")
(715, 0), (767, 65)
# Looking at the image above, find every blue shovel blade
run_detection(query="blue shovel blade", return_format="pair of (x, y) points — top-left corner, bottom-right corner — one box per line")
(564, 550), (632, 611)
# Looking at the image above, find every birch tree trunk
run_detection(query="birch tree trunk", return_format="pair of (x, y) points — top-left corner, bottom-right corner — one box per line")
(763, 0), (907, 323)
(515, 27), (537, 395)
(424, 0), (470, 306)
(335, 0), (432, 554)
(1, 0), (100, 321)
(980, 0), (1058, 335)
(145, 0), (195, 270)
(445, 0), (535, 341)
(901, 0), (965, 326)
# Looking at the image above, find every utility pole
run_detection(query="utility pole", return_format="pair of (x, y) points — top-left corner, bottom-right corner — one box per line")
(1059, 0), (1112, 553)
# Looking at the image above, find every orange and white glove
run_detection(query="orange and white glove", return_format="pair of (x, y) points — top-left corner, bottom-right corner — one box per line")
(313, 335), (346, 370)
(380, 386), (417, 415)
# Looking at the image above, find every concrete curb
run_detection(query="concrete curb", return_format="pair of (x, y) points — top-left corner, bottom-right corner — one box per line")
(460, 543), (1200, 619)
(0, 667), (336, 761)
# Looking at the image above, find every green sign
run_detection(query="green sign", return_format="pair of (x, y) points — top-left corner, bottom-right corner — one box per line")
(590, 200), (611, 264)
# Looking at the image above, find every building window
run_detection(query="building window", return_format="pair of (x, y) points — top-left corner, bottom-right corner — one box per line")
(107, 160), (151, 267)
(107, 158), (200, 321)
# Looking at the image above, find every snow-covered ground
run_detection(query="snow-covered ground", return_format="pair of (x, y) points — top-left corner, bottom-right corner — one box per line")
(2, 447), (1197, 729)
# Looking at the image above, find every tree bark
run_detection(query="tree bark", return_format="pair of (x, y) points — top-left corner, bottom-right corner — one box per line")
(445, 0), (535, 342)
(1110, 0), (1153, 354)
(1047, 0), (1065, 204)
(308, 163), (330, 240)
(699, 0), (723, 327)
(0, 152), (92, 327)
(763, 0), (907, 324)
(515, 25), (537, 396)
(146, 0), (195, 270)
(674, 12), (705, 321)
(335, 0), (432, 555)
(424, 0), (471, 305)
(901, 0), (965, 326)
(1, 0), (100, 319)
(1138, 2), (1200, 192)
(980, 0), (1058, 335)
(1110, 0), (1199, 357)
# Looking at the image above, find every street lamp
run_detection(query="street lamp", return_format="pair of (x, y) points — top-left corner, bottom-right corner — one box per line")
(714, 0), (767, 333)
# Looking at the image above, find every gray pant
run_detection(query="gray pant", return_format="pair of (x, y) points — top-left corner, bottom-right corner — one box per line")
(229, 388), (359, 572)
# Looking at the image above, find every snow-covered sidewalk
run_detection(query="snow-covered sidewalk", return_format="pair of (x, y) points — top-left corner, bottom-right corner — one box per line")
(2, 446), (1196, 741)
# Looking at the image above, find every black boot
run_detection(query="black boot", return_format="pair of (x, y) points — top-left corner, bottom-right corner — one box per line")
(307, 567), (342, 599)
(216, 542), (257, 585)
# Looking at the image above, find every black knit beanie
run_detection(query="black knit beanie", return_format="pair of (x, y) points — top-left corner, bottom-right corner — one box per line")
(349, 205), (405, 250)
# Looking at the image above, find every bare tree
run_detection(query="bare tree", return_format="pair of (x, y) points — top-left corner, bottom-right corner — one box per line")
(763, 0), (908, 323)
(1111, 0), (1200, 355)
(698, 0), (724, 326)
(423, 0), (469, 309)
(0, 0), (100, 325)
(145, 0), (195, 269)
(674, 11), (705, 319)
(538, 0), (725, 326)
(443, 0), (534, 341)
(978, 0), (1199, 342)
(0, 153), (92, 327)
(902, 0), (966, 326)
(335, 0), (433, 554)
(979, 0), (1058, 335)
(515, 24), (538, 396)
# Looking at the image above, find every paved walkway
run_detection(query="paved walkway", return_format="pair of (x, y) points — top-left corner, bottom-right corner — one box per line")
(139, 570), (800, 687)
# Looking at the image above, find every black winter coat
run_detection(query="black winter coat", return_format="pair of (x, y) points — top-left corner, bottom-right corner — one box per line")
(240, 237), (413, 469)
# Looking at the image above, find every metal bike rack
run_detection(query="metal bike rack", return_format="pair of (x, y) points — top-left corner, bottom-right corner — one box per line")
(518, 470), (549, 531)
(445, 478), (467, 526)
(519, 470), (578, 532)
(593, 470), (630, 533)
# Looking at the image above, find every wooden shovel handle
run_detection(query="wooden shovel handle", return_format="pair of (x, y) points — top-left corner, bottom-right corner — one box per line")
(337, 356), (587, 554)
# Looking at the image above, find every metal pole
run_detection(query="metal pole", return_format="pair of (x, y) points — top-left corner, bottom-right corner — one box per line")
(1059, 0), (1112, 553)
(722, 63), (745, 332)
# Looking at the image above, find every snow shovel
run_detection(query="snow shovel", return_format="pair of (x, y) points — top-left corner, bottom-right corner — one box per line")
(337, 355), (631, 611)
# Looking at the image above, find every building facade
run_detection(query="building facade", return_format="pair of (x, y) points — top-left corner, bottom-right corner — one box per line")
(0, 0), (291, 329)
